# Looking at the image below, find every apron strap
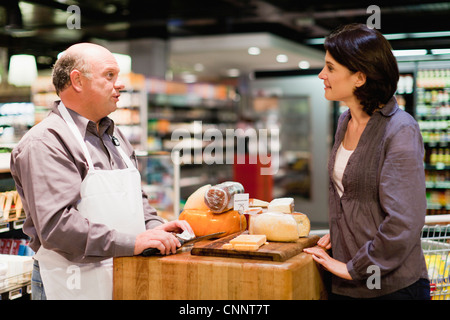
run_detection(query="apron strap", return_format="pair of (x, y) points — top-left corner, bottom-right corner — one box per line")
(58, 102), (134, 170)
(113, 140), (135, 168)
(58, 102), (95, 169)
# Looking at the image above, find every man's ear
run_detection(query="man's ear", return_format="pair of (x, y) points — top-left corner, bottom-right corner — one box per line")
(69, 69), (83, 92)
(354, 71), (367, 88)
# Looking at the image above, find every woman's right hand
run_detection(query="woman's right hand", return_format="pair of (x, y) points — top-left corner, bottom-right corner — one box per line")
(317, 233), (331, 250)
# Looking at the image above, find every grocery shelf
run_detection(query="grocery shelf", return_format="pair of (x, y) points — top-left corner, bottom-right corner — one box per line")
(0, 219), (25, 234)
(425, 214), (450, 224)
(0, 271), (31, 300)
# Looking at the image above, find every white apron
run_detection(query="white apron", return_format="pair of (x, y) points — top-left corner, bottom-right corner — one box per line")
(34, 103), (145, 300)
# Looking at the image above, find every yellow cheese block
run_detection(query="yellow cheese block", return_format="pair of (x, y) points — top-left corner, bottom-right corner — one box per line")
(249, 198), (269, 207)
(233, 244), (261, 251)
(221, 234), (267, 251)
(268, 197), (294, 213)
(229, 234), (267, 246)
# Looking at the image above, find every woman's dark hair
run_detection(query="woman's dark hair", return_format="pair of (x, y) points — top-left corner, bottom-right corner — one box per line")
(324, 23), (399, 115)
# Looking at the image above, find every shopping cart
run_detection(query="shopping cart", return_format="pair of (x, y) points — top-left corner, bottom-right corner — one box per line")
(421, 217), (450, 300)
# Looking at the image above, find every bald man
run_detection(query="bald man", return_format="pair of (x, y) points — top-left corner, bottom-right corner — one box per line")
(10, 43), (193, 300)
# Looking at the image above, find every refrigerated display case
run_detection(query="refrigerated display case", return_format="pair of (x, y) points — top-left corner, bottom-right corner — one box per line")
(240, 95), (311, 201)
(414, 63), (450, 218)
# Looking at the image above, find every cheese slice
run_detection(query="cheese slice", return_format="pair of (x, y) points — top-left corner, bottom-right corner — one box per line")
(233, 244), (261, 251)
(221, 243), (233, 250)
(268, 197), (294, 213)
(222, 234), (267, 251)
(249, 198), (269, 208)
(229, 234), (267, 246)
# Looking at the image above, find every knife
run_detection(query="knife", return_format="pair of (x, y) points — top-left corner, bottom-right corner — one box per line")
(141, 231), (225, 256)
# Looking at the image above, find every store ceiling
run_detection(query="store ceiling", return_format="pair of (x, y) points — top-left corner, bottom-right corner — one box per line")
(2, 0), (450, 80)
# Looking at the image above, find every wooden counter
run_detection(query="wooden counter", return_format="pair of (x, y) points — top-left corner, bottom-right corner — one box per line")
(113, 246), (328, 300)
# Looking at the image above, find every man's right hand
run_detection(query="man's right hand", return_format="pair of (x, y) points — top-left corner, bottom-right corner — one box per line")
(134, 229), (181, 255)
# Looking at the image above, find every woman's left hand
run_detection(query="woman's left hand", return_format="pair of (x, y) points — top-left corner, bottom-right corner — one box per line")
(303, 246), (352, 280)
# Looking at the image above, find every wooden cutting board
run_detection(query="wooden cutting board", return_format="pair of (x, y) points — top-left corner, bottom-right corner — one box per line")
(191, 231), (320, 262)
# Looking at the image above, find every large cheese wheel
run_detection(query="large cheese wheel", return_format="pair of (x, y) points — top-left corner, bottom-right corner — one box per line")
(179, 209), (246, 238)
(249, 211), (310, 242)
(249, 212), (299, 242)
(183, 184), (211, 211)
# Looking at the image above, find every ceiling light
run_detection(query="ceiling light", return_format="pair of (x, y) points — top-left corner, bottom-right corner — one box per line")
(276, 54), (288, 63)
(305, 38), (325, 45)
(298, 60), (310, 69)
(384, 33), (409, 40)
(227, 68), (240, 77)
(392, 49), (428, 57)
(307, 31), (450, 46)
(8, 54), (37, 87)
(113, 53), (132, 74)
(248, 47), (261, 55)
(431, 49), (450, 55)
(407, 31), (450, 39)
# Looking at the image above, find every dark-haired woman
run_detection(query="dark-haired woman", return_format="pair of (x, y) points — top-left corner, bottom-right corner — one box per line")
(304, 24), (430, 300)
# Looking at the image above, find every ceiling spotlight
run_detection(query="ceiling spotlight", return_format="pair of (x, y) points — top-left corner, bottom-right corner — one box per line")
(298, 60), (310, 69)
(8, 54), (37, 87)
(276, 54), (288, 63)
(392, 49), (427, 57)
(248, 47), (261, 55)
(227, 68), (240, 77)
(431, 49), (450, 55)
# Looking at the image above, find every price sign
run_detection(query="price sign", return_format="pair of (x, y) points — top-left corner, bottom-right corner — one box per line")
(234, 193), (249, 214)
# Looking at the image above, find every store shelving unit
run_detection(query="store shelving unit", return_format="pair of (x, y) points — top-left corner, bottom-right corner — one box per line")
(0, 86), (33, 300)
(145, 78), (239, 202)
(0, 158), (32, 300)
(111, 73), (147, 150)
(416, 68), (450, 218)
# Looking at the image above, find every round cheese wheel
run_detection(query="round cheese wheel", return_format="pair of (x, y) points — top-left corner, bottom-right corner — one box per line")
(179, 209), (246, 238)
(249, 212), (311, 242)
(249, 212), (299, 242)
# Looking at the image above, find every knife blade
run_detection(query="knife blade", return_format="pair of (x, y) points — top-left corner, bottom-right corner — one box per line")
(141, 231), (225, 256)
